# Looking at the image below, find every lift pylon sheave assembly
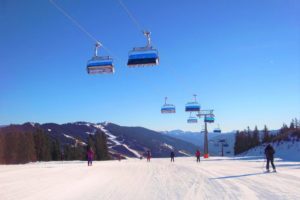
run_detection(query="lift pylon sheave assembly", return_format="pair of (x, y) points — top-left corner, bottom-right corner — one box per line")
(197, 109), (215, 159)
(127, 31), (159, 67)
(87, 42), (115, 74)
(161, 97), (176, 114)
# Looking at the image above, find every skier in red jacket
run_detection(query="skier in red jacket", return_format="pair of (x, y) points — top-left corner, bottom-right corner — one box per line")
(196, 150), (201, 163)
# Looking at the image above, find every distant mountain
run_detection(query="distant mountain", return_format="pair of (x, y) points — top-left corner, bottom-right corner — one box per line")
(162, 130), (222, 146)
(0, 122), (198, 159)
(103, 123), (198, 158)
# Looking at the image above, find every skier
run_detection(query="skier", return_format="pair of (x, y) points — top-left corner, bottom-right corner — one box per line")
(87, 147), (94, 166)
(170, 151), (175, 162)
(196, 149), (201, 163)
(264, 144), (276, 172)
(146, 150), (151, 162)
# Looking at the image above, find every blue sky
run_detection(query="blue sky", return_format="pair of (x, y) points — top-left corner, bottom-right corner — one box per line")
(0, 0), (299, 132)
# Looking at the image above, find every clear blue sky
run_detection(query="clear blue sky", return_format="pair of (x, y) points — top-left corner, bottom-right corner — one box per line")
(1, 0), (299, 132)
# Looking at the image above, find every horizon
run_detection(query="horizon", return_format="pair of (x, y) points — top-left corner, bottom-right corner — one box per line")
(0, 119), (294, 133)
(1, 0), (300, 132)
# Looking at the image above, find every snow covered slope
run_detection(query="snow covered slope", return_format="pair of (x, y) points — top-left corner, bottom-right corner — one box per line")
(240, 140), (300, 161)
(0, 157), (299, 200)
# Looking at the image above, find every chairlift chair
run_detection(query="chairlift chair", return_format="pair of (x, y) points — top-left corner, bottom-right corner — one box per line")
(87, 42), (114, 74)
(127, 31), (159, 67)
(213, 124), (222, 133)
(187, 116), (198, 123)
(187, 112), (198, 123)
(185, 94), (201, 112)
(213, 128), (221, 133)
(204, 114), (215, 123)
(161, 97), (176, 114)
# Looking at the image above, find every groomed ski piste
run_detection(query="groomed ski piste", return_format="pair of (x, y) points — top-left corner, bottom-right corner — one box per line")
(1, 157), (299, 200)
(94, 124), (142, 158)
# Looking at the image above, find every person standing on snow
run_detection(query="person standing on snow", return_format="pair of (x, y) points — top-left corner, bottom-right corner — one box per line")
(170, 151), (175, 162)
(196, 149), (201, 163)
(146, 150), (151, 162)
(264, 144), (276, 172)
(87, 147), (94, 166)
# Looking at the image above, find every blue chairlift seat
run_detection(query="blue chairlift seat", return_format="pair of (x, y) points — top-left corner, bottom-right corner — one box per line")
(127, 47), (159, 67)
(185, 102), (201, 112)
(187, 117), (198, 123)
(204, 115), (215, 123)
(161, 104), (176, 114)
(213, 128), (222, 133)
(87, 56), (114, 74)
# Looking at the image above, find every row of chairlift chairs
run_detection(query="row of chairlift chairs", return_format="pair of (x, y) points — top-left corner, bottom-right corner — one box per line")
(161, 95), (217, 125)
(87, 31), (159, 74)
(84, 28), (219, 129)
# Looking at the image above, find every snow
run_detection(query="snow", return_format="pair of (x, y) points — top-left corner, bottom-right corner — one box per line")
(63, 134), (75, 140)
(162, 143), (174, 150)
(178, 150), (192, 156)
(0, 157), (299, 200)
(122, 144), (141, 158)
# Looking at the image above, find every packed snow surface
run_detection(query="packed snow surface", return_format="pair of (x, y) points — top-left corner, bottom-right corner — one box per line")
(0, 157), (300, 200)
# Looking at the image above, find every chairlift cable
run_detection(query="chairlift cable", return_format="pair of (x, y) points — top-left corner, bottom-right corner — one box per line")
(49, 0), (99, 43)
(117, 0), (144, 33)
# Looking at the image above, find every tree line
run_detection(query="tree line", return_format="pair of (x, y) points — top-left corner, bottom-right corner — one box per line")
(0, 126), (110, 164)
(234, 118), (300, 155)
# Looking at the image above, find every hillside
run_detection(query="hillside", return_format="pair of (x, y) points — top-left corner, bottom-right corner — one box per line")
(0, 122), (198, 161)
(240, 130), (300, 161)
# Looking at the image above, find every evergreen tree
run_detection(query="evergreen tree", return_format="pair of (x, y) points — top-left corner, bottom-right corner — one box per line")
(50, 139), (61, 161)
(252, 126), (260, 146)
(290, 119), (295, 130)
(33, 129), (51, 161)
(0, 134), (4, 163)
(262, 125), (270, 143)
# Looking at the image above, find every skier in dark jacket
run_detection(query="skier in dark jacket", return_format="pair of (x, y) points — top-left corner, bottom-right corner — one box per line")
(146, 150), (151, 162)
(170, 151), (175, 162)
(264, 144), (276, 172)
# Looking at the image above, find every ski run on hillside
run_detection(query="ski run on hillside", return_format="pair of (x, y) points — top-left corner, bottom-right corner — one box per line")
(0, 157), (299, 200)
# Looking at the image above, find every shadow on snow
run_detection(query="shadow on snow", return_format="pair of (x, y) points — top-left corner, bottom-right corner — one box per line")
(210, 172), (268, 180)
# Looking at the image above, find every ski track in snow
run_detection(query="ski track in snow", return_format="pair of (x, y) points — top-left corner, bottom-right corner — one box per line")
(94, 124), (141, 158)
(0, 157), (299, 200)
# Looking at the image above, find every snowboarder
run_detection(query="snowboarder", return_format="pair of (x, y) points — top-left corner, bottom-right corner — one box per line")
(196, 149), (201, 163)
(146, 150), (151, 162)
(170, 151), (175, 162)
(87, 147), (94, 166)
(264, 144), (276, 172)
